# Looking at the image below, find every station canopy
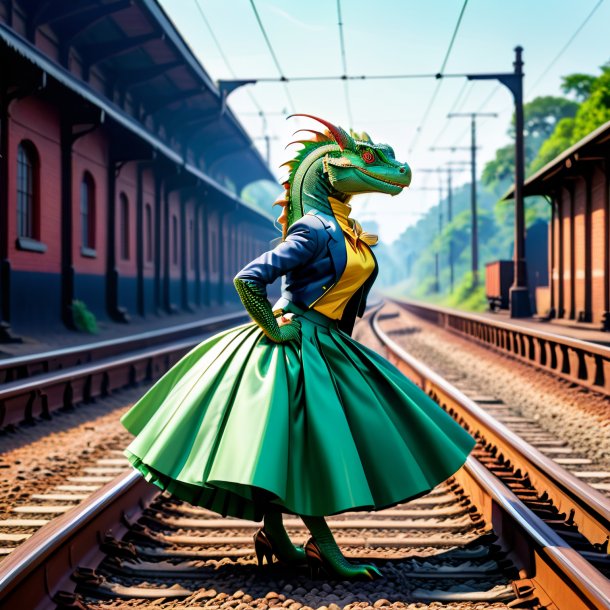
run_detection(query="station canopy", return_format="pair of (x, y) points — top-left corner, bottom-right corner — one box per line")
(1, 0), (277, 205)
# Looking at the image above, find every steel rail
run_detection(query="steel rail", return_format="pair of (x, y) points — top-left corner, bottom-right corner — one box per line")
(389, 297), (610, 397)
(0, 310), (247, 382)
(371, 307), (610, 610)
(0, 470), (156, 609)
(0, 312), (250, 428)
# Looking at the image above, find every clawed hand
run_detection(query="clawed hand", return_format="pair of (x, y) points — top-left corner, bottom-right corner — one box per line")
(277, 313), (295, 327)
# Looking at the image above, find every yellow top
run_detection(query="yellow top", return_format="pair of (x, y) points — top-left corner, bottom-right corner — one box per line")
(312, 197), (377, 320)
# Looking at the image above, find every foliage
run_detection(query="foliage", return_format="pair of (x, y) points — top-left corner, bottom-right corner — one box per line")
(444, 272), (487, 312)
(71, 300), (99, 334)
(531, 65), (610, 172)
(481, 144), (515, 196)
(509, 96), (579, 155)
(483, 95), (578, 193)
(561, 73), (597, 101)
(379, 64), (610, 315)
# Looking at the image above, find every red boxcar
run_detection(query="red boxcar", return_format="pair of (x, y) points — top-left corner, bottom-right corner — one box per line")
(485, 260), (514, 311)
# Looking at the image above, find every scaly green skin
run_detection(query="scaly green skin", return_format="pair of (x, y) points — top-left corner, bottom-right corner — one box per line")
(302, 515), (381, 580)
(263, 511), (306, 565)
(233, 278), (300, 343)
(237, 118), (411, 581)
(281, 115), (412, 229)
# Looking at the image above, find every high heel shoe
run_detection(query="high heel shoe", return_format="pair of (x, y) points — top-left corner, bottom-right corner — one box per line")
(253, 528), (306, 567)
(253, 529), (274, 567)
(304, 537), (382, 580)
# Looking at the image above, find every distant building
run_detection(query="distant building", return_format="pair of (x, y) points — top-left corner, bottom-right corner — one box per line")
(505, 119), (610, 329)
(0, 0), (277, 340)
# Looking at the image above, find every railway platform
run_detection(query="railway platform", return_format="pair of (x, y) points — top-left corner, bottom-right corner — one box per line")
(479, 308), (610, 347)
(0, 303), (244, 360)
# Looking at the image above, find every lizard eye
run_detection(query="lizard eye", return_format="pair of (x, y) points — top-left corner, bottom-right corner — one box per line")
(361, 150), (375, 164)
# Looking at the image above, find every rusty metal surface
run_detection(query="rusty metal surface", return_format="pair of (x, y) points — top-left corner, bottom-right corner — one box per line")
(391, 297), (610, 396)
(0, 312), (249, 429)
(372, 307), (610, 610)
(0, 470), (157, 610)
(0, 311), (247, 383)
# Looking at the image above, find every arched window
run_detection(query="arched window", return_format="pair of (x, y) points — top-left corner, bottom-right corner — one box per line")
(119, 193), (129, 260)
(17, 141), (38, 239)
(172, 214), (178, 265)
(80, 172), (96, 251)
(145, 203), (153, 262)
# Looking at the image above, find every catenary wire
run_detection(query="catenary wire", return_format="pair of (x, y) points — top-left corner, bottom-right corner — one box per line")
(430, 80), (470, 148)
(475, 0), (605, 119)
(408, 0), (469, 154)
(527, 0), (605, 96)
(193, 0), (271, 139)
(336, 0), (354, 128)
(248, 0), (297, 113)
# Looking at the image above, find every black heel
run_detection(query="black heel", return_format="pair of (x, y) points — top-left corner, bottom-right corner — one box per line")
(304, 537), (324, 578)
(253, 529), (274, 567)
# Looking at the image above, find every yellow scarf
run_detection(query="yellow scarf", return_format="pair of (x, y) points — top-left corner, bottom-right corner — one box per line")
(328, 197), (378, 247)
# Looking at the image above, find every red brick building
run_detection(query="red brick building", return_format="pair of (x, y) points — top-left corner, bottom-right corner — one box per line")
(0, 0), (277, 339)
(513, 119), (610, 329)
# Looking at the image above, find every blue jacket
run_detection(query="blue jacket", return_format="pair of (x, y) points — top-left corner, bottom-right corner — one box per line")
(234, 210), (378, 336)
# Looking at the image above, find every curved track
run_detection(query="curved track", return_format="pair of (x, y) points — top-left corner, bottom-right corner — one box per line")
(0, 303), (608, 609)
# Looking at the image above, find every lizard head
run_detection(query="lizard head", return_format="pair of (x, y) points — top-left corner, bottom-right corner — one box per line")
(289, 114), (412, 197)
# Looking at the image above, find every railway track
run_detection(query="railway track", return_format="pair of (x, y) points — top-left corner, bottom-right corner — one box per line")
(0, 311), (248, 430)
(389, 297), (610, 398)
(0, 304), (608, 609)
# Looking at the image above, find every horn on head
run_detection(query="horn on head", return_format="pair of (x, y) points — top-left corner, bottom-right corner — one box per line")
(287, 114), (355, 151)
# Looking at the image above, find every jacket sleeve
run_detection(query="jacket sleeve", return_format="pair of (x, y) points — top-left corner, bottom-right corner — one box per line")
(234, 215), (321, 294)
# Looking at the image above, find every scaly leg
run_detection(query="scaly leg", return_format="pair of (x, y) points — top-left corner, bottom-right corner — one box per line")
(301, 515), (382, 580)
(254, 511), (306, 566)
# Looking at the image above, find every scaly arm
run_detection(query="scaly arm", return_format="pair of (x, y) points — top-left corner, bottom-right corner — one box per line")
(234, 278), (300, 343)
(233, 216), (320, 343)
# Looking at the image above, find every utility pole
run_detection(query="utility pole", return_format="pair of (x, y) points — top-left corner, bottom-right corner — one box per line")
(430, 145), (472, 287)
(438, 47), (530, 317)
(446, 112), (497, 288)
(418, 170), (444, 293)
(444, 162), (469, 294)
(254, 111), (279, 164)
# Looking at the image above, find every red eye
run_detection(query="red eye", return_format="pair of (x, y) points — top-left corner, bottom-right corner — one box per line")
(361, 150), (375, 164)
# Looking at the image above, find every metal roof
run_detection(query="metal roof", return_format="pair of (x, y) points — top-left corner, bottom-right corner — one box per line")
(7, 0), (275, 198)
(503, 118), (610, 200)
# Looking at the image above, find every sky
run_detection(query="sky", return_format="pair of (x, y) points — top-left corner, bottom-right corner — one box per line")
(159, 0), (610, 243)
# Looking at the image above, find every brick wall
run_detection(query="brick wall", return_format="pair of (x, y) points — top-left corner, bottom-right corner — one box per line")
(116, 161), (138, 278)
(561, 189), (572, 318)
(8, 96), (61, 274)
(573, 179), (586, 318)
(72, 129), (108, 275)
(590, 167), (607, 323)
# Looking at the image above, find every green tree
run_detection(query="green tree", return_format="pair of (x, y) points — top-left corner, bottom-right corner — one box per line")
(510, 96), (579, 155)
(561, 73), (596, 101)
(481, 144), (515, 196)
(531, 65), (610, 172)
(483, 96), (578, 193)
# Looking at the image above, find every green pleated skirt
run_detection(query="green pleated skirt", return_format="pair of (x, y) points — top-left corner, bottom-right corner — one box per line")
(121, 304), (475, 521)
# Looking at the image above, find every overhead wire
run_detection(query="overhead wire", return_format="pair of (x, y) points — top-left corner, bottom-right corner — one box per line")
(444, 0), (605, 156)
(336, 0), (354, 128)
(248, 0), (297, 113)
(193, 0), (269, 129)
(526, 0), (605, 96)
(473, 0), (605, 120)
(430, 80), (469, 148)
(408, 0), (469, 154)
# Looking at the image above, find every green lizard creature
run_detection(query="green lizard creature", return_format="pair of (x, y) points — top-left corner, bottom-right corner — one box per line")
(282, 113), (412, 230)
(234, 115), (413, 580)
